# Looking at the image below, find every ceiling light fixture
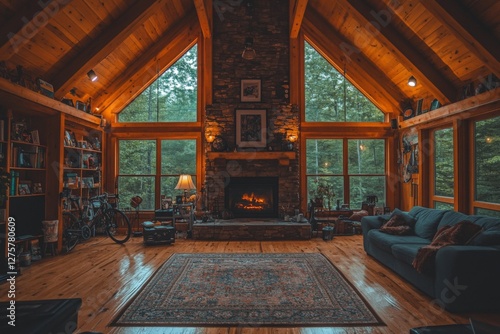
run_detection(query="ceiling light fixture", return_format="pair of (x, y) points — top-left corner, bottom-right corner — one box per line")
(407, 76), (417, 87)
(87, 70), (98, 82)
(242, 37), (256, 60)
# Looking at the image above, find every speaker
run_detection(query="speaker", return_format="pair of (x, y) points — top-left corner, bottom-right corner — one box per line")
(390, 118), (398, 129)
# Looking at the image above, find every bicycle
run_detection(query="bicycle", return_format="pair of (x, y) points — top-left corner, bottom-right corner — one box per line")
(61, 191), (132, 252)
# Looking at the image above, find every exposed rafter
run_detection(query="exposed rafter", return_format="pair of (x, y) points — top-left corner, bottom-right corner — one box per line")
(420, 0), (500, 77)
(0, 0), (73, 57)
(290, 0), (308, 38)
(344, 0), (457, 104)
(194, 0), (212, 38)
(303, 9), (405, 114)
(96, 12), (200, 116)
(50, 0), (164, 99)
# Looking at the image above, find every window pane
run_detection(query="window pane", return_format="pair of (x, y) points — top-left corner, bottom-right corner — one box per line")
(434, 128), (454, 197)
(307, 176), (343, 210)
(306, 139), (343, 174)
(475, 116), (500, 203)
(119, 140), (156, 175)
(304, 42), (383, 122)
(117, 176), (155, 210)
(119, 46), (197, 122)
(434, 201), (454, 210)
(348, 139), (385, 174)
(161, 140), (196, 175)
(349, 176), (385, 209)
(475, 208), (500, 218)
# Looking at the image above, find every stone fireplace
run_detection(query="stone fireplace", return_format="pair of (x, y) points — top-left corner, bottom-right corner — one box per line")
(202, 0), (300, 219)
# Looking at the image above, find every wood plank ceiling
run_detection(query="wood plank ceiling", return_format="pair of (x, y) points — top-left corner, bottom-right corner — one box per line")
(0, 0), (498, 117)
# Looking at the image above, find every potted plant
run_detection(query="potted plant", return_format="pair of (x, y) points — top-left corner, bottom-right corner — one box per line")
(308, 181), (335, 209)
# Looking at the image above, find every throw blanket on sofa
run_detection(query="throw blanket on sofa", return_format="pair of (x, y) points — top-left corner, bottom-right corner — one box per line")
(412, 221), (482, 274)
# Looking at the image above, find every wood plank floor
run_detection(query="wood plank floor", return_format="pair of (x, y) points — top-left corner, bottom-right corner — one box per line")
(1, 235), (499, 333)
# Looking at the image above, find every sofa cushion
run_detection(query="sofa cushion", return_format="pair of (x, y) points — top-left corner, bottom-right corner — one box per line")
(438, 210), (472, 229)
(471, 216), (500, 230)
(468, 229), (500, 246)
(380, 214), (413, 235)
(391, 243), (423, 266)
(409, 207), (446, 240)
(367, 229), (429, 252)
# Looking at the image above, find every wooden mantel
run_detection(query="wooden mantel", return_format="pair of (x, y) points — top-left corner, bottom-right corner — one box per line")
(207, 151), (296, 165)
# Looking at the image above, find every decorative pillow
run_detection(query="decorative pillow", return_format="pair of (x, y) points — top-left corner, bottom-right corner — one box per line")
(349, 210), (369, 222)
(380, 214), (413, 235)
(391, 208), (416, 227)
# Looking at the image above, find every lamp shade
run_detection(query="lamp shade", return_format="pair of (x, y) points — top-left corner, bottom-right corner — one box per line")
(175, 174), (196, 191)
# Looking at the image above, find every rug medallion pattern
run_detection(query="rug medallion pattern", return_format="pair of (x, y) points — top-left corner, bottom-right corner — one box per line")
(112, 253), (384, 327)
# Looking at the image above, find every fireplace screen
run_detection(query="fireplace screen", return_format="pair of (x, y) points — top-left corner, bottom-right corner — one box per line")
(225, 177), (279, 218)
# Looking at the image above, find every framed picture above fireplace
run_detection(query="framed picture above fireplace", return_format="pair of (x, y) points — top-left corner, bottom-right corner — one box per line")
(236, 109), (267, 148)
(240, 79), (261, 102)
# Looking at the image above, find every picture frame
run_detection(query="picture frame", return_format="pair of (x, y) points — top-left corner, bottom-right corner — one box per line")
(235, 109), (267, 148)
(18, 182), (31, 195)
(31, 130), (40, 145)
(240, 79), (261, 102)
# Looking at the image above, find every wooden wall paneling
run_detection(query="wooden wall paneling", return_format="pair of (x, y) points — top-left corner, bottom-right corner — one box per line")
(344, 0), (456, 104)
(0, 0), (72, 58)
(420, 0), (500, 78)
(51, 0), (164, 99)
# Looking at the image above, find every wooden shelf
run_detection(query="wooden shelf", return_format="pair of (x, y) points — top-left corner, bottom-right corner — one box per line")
(207, 151), (296, 165)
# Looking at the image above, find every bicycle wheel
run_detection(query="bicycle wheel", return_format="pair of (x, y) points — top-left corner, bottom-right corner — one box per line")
(104, 208), (131, 244)
(62, 212), (81, 253)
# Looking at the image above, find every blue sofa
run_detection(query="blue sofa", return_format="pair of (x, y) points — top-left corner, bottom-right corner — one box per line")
(361, 206), (500, 312)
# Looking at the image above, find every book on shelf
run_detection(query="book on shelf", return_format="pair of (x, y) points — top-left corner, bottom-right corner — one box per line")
(10, 170), (19, 196)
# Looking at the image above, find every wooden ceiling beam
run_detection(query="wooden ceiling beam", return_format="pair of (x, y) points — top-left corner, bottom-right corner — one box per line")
(51, 0), (164, 99)
(303, 9), (405, 114)
(0, 0), (74, 58)
(194, 0), (211, 38)
(96, 12), (200, 116)
(345, 0), (457, 104)
(420, 0), (500, 78)
(290, 0), (308, 38)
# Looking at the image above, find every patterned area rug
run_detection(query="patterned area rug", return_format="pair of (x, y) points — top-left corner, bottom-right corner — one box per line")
(111, 253), (384, 327)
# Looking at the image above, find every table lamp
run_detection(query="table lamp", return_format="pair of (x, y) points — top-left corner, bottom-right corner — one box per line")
(175, 174), (196, 203)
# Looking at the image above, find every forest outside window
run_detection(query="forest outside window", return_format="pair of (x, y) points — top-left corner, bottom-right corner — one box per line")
(306, 139), (385, 210)
(118, 139), (197, 210)
(432, 127), (454, 210)
(118, 45), (198, 122)
(474, 116), (500, 217)
(304, 41), (383, 122)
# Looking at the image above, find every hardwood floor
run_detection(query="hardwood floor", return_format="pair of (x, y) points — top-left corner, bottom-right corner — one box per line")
(1, 235), (499, 333)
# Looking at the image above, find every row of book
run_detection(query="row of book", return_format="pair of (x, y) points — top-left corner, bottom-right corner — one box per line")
(11, 144), (46, 168)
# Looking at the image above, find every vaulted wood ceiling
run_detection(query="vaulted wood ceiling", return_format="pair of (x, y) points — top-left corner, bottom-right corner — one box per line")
(0, 0), (498, 117)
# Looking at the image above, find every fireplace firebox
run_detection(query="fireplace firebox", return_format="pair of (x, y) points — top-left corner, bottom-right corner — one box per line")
(225, 177), (279, 218)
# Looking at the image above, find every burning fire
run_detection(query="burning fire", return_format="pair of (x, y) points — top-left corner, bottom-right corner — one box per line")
(235, 192), (268, 211)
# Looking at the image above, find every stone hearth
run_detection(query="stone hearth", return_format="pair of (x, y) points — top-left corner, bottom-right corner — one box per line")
(192, 220), (311, 240)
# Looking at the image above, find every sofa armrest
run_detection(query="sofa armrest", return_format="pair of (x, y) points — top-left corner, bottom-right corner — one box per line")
(434, 246), (500, 312)
(361, 215), (388, 234)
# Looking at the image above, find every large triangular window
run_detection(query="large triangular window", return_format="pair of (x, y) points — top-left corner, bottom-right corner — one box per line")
(305, 42), (383, 122)
(118, 45), (197, 122)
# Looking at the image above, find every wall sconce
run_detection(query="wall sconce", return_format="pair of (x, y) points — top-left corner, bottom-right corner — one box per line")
(206, 132), (215, 143)
(242, 37), (256, 60)
(87, 69), (98, 82)
(407, 76), (417, 87)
